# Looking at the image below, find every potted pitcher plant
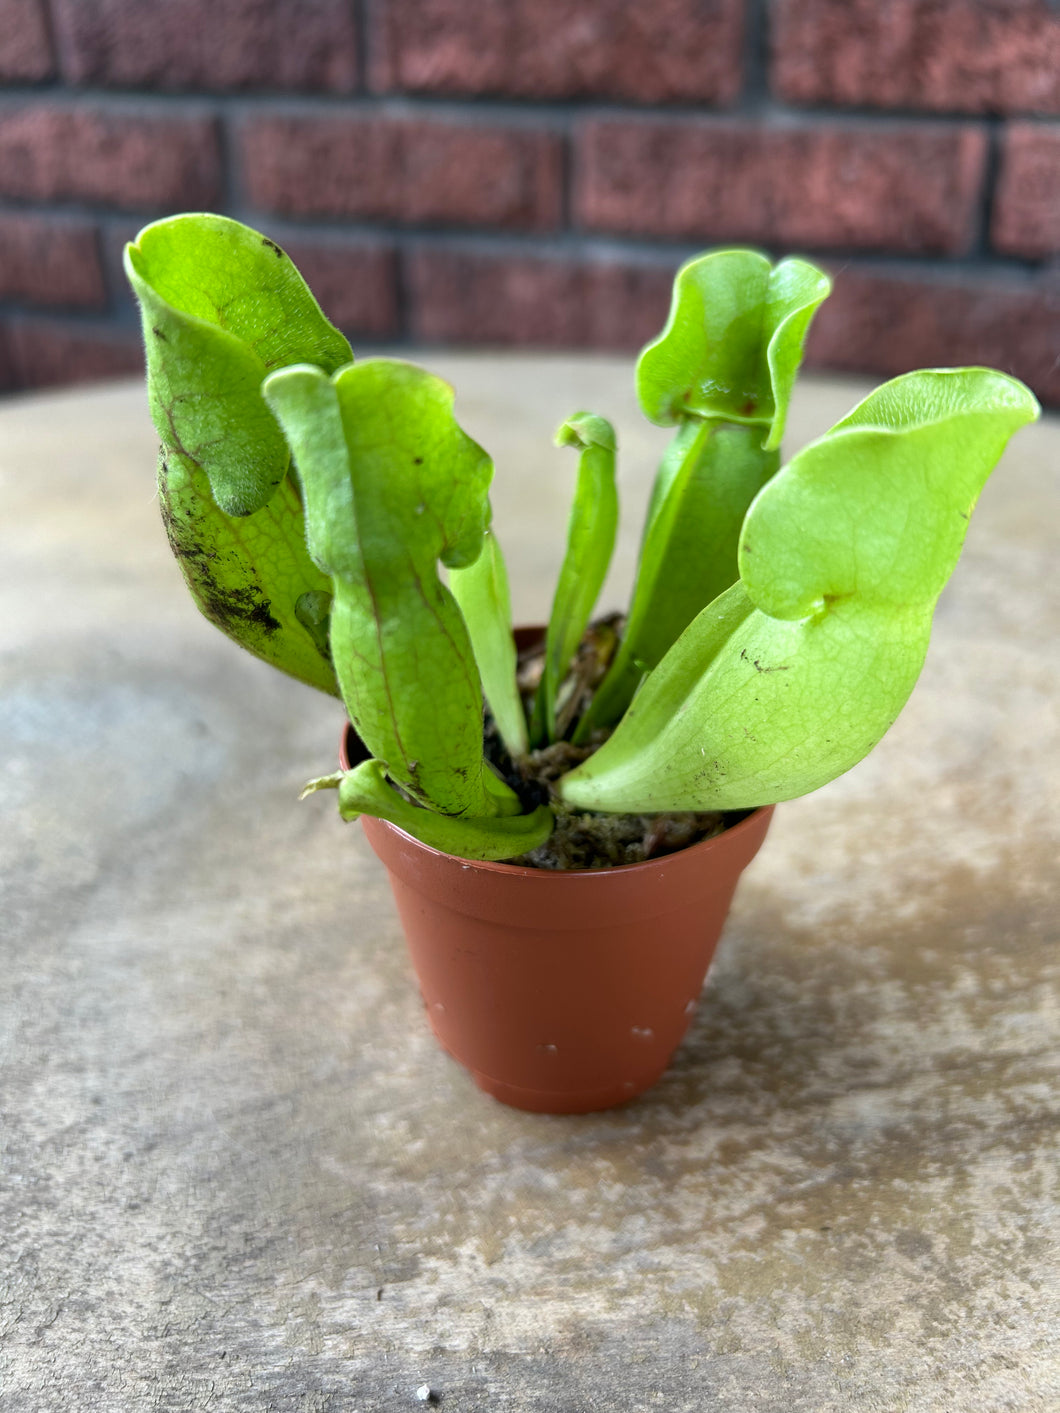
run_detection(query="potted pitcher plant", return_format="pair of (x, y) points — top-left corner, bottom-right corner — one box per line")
(126, 214), (1039, 1112)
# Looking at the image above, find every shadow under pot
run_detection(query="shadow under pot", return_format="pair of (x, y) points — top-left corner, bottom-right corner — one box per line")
(340, 632), (773, 1116)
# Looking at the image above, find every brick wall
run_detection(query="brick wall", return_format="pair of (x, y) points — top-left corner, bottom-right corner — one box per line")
(0, 0), (1057, 403)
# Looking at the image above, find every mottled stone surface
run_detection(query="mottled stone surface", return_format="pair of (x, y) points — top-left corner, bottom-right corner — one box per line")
(1, 362), (1058, 1411)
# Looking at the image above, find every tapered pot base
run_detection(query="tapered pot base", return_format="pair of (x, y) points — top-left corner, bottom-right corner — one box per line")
(467, 1070), (667, 1115)
(359, 801), (774, 1115)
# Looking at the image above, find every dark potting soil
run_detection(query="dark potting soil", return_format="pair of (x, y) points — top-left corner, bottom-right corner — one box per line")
(485, 624), (731, 871)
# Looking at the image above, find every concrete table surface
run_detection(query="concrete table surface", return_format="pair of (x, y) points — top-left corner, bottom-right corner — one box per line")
(1, 358), (1058, 1413)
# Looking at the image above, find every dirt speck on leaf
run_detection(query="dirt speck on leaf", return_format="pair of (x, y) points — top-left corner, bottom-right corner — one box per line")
(159, 454), (281, 637)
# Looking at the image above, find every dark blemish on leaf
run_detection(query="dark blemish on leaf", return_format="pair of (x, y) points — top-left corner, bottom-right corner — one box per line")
(159, 459), (280, 636)
(413, 456), (423, 465)
(404, 759), (427, 798)
(741, 399), (757, 416)
(158, 460), (217, 559)
(958, 510), (969, 520)
(261, 237), (284, 258)
(193, 568), (280, 635)
(741, 647), (787, 672)
(152, 326), (167, 341)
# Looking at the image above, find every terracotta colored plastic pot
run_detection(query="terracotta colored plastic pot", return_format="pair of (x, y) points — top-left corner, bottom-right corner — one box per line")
(340, 719), (773, 1116)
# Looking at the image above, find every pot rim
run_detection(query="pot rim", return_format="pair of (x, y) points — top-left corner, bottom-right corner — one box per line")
(340, 612), (776, 881)
(360, 801), (776, 880)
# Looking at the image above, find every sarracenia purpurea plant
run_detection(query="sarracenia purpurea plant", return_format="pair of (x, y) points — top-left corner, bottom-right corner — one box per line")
(126, 213), (1040, 862)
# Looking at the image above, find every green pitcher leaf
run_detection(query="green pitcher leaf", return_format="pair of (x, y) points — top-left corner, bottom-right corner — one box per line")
(159, 447), (339, 696)
(561, 369), (1040, 813)
(304, 760), (552, 863)
(531, 413), (618, 745)
(126, 214), (352, 692)
(578, 252), (830, 739)
(636, 249), (831, 447)
(575, 420), (779, 738)
(125, 212), (352, 516)
(263, 358), (520, 818)
(449, 530), (529, 759)
(738, 368), (1041, 617)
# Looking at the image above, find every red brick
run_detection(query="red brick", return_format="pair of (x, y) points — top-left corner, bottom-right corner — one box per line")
(370, 0), (744, 105)
(575, 117), (986, 254)
(7, 318), (144, 389)
(273, 237), (399, 335)
(0, 0), (53, 81)
(805, 267), (1060, 406)
(50, 0), (357, 93)
(0, 215), (106, 309)
(407, 248), (673, 349)
(772, 0), (1060, 116)
(240, 114), (562, 231)
(992, 122), (1060, 258)
(0, 324), (14, 390)
(0, 105), (222, 211)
